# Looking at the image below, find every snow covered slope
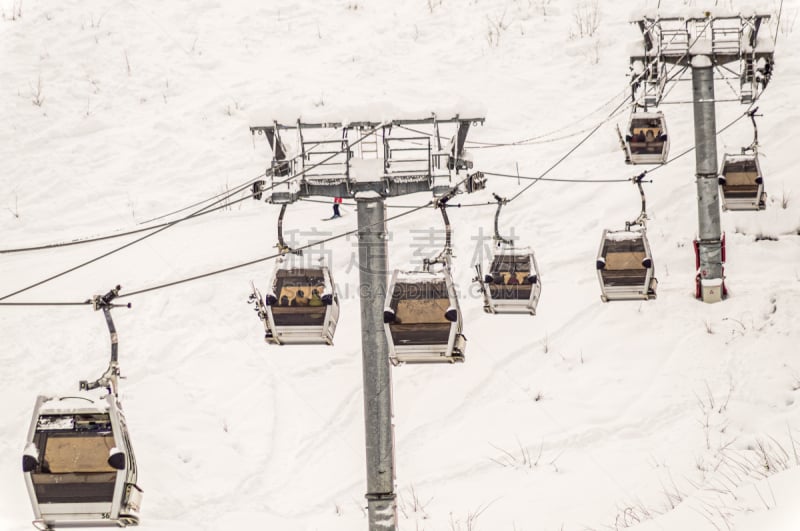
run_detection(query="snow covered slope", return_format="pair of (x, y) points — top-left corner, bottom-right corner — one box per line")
(2, 0), (799, 529)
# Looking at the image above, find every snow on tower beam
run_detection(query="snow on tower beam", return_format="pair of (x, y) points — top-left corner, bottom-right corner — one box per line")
(249, 115), (485, 200)
(250, 116), (485, 132)
(628, 12), (774, 106)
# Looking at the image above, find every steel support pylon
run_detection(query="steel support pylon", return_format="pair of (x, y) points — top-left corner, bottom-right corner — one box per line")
(356, 194), (397, 530)
(249, 116), (485, 530)
(691, 55), (724, 302)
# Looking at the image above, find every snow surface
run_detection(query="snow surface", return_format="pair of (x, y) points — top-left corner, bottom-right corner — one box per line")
(2, 0), (800, 530)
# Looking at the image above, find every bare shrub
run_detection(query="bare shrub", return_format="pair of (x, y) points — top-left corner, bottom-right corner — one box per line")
(778, 186), (790, 209)
(427, 0), (443, 14)
(613, 499), (657, 529)
(488, 438), (562, 472)
(31, 75), (44, 107)
(2, 0), (22, 20)
(6, 194), (20, 219)
(486, 10), (510, 47)
(776, 4), (798, 36)
(448, 503), (490, 531)
(397, 484), (432, 520)
(571, 0), (600, 39)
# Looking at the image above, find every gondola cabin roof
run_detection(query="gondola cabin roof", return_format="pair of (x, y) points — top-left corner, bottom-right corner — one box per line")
(393, 270), (448, 283)
(490, 245), (533, 258)
(603, 230), (646, 242)
(629, 111), (665, 122)
(721, 153), (760, 166)
(273, 255), (332, 276)
(34, 392), (115, 416)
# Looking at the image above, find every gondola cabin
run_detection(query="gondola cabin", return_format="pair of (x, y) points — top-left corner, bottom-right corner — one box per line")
(23, 393), (142, 529)
(477, 247), (541, 315)
(255, 258), (339, 345)
(718, 153), (766, 211)
(624, 112), (669, 165)
(596, 229), (657, 302)
(383, 269), (466, 364)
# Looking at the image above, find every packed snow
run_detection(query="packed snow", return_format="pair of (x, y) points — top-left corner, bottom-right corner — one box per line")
(2, 0), (799, 530)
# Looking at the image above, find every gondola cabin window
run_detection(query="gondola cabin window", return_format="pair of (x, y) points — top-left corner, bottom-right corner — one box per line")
(387, 281), (451, 346)
(30, 414), (117, 504)
(488, 254), (534, 300)
(718, 154), (765, 211)
(721, 160), (759, 197)
(272, 269), (328, 326)
(599, 235), (649, 287)
(629, 117), (665, 156)
(41, 436), (116, 472)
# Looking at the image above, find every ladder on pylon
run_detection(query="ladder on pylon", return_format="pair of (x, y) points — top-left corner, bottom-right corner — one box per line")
(358, 127), (381, 159)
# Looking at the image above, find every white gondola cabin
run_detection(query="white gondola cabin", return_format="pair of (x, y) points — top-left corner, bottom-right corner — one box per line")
(383, 269), (466, 364)
(22, 286), (142, 530)
(477, 246), (541, 315)
(718, 153), (766, 211)
(596, 229), (657, 302)
(622, 111), (669, 165)
(474, 195), (542, 315)
(23, 393), (142, 530)
(252, 256), (340, 345)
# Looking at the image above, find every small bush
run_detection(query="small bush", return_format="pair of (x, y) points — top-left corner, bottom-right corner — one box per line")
(571, 0), (599, 39)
